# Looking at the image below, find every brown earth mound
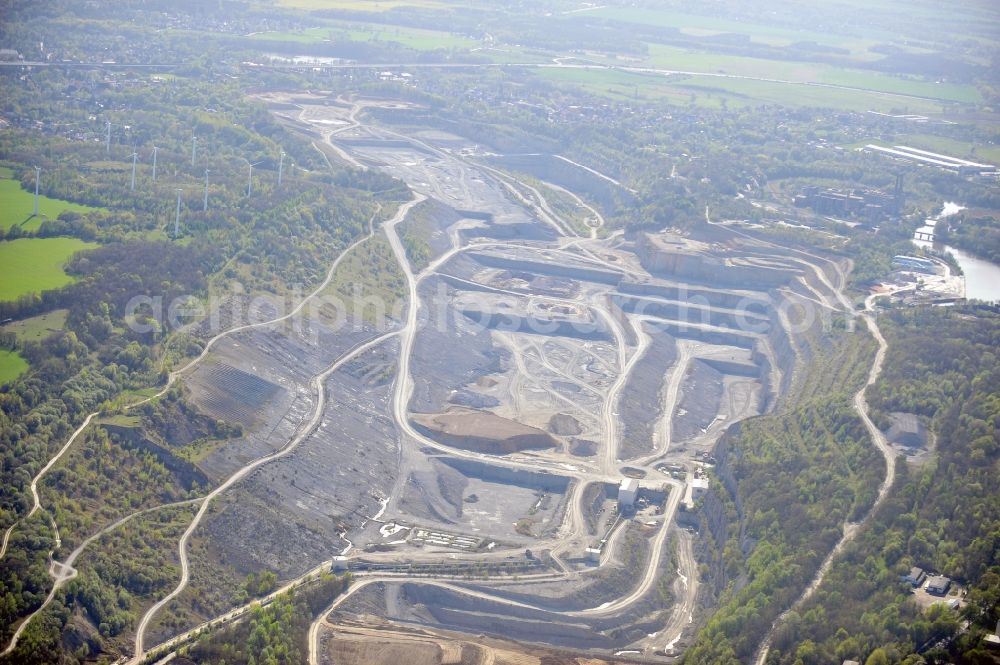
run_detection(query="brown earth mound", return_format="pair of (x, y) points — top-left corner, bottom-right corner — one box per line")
(321, 619), (628, 665)
(412, 408), (557, 455)
(548, 413), (583, 436)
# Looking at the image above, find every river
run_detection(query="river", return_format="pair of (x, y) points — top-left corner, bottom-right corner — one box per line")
(914, 203), (1000, 302)
(944, 245), (1000, 302)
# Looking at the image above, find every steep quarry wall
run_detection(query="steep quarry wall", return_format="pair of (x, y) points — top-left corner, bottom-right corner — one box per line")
(700, 358), (761, 378)
(102, 424), (208, 491)
(338, 137), (434, 153)
(619, 281), (770, 314)
(468, 252), (623, 286)
(637, 233), (800, 289)
(485, 153), (634, 214)
(458, 309), (612, 341)
(647, 320), (758, 350)
(613, 294), (771, 332)
(437, 457), (570, 492)
(765, 307), (798, 405)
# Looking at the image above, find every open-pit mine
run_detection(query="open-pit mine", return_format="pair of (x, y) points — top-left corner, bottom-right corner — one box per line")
(124, 94), (853, 665)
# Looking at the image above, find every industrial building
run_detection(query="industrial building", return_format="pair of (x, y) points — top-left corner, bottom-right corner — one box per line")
(892, 255), (937, 275)
(865, 144), (997, 176)
(683, 476), (710, 509)
(793, 176), (903, 222)
(914, 222), (936, 242)
(618, 478), (639, 509)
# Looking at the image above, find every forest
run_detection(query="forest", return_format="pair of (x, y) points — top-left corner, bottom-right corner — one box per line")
(0, 16), (404, 660)
(682, 330), (883, 665)
(935, 212), (1000, 265)
(184, 574), (349, 665)
(766, 305), (1000, 665)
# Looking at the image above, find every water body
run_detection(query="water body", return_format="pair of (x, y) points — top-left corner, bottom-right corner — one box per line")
(945, 245), (1000, 302)
(914, 202), (1000, 302)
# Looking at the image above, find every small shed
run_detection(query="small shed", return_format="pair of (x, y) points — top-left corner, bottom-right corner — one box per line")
(902, 566), (926, 587)
(886, 412), (928, 448)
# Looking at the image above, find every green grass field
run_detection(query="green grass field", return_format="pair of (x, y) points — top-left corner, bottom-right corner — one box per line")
(582, 6), (880, 55)
(0, 350), (28, 385)
(249, 27), (330, 44)
(891, 134), (1000, 165)
(0, 172), (103, 232)
(0, 238), (98, 301)
(538, 66), (950, 114)
(538, 67), (718, 107)
(250, 22), (477, 50)
(96, 414), (143, 428)
(643, 44), (981, 104)
(275, 0), (447, 10)
(321, 233), (405, 325)
(341, 24), (477, 50)
(672, 76), (949, 113)
(0, 309), (68, 342)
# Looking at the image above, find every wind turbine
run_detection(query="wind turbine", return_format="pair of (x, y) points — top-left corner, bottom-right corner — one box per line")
(151, 146), (158, 182)
(174, 189), (183, 238)
(33, 166), (40, 216)
(278, 149), (285, 186)
(191, 136), (198, 166)
(130, 152), (138, 191)
(105, 121), (112, 154)
(243, 158), (262, 196)
(203, 169), (210, 211)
